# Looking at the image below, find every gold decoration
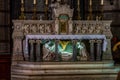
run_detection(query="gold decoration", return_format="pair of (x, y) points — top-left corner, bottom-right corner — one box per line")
(59, 41), (70, 51)
(44, 4), (48, 20)
(113, 42), (120, 52)
(60, 21), (67, 33)
(32, 4), (37, 20)
(19, 1), (26, 20)
(87, 0), (93, 20)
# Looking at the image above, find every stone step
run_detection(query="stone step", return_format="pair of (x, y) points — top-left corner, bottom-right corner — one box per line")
(11, 68), (119, 75)
(11, 61), (120, 80)
(11, 61), (120, 75)
(14, 61), (115, 70)
(11, 74), (117, 80)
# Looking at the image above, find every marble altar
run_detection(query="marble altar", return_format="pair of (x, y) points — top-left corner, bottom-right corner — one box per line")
(11, 1), (118, 80)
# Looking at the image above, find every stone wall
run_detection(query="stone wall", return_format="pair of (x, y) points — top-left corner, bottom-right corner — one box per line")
(112, 0), (120, 38)
(0, 0), (10, 53)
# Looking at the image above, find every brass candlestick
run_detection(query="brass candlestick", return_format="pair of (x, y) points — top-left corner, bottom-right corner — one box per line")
(19, 2), (26, 20)
(87, 0), (93, 20)
(87, 4), (93, 20)
(45, 5), (48, 20)
(44, 3), (48, 20)
(32, 4), (37, 20)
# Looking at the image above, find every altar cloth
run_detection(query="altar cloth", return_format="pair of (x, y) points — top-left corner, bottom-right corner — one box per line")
(24, 35), (107, 54)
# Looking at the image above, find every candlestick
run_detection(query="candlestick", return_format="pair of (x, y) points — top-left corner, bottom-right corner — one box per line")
(90, 0), (92, 5)
(32, 3), (37, 20)
(101, 0), (103, 5)
(19, 1), (26, 20)
(21, 0), (24, 4)
(44, 4), (48, 20)
(33, 0), (36, 4)
(45, 0), (48, 5)
(87, 0), (93, 20)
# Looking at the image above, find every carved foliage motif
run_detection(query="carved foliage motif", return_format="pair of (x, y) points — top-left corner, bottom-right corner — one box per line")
(74, 21), (103, 34)
(22, 23), (53, 34)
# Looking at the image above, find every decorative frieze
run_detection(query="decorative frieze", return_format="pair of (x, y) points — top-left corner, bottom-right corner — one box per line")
(73, 21), (112, 36)
(13, 20), (112, 37)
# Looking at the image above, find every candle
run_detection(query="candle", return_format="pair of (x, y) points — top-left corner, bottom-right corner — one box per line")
(45, 0), (48, 5)
(78, 0), (80, 5)
(101, 0), (104, 5)
(33, 0), (36, 4)
(21, 0), (24, 4)
(90, 0), (92, 5)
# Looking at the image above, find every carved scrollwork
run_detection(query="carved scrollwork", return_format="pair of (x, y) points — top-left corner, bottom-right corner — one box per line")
(73, 21), (106, 34)
(45, 24), (52, 34)
(30, 24), (37, 33)
(21, 22), (54, 35)
(22, 24), (30, 34)
(38, 24), (45, 34)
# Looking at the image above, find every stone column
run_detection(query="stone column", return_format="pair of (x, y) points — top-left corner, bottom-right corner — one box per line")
(12, 31), (24, 65)
(72, 40), (77, 61)
(89, 40), (95, 61)
(96, 40), (102, 61)
(55, 40), (60, 61)
(29, 40), (35, 62)
(12, 22), (24, 65)
(36, 40), (41, 62)
(12, 38), (24, 61)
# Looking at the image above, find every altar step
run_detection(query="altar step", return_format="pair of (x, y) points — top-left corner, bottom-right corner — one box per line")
(11, 61), (120, 80)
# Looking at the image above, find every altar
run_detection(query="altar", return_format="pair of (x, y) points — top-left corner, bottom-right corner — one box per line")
(11, 0), (120, 80)
(23, 34), (107, 62)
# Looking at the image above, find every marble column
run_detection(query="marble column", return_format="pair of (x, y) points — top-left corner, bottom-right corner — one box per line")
(36, 40), (41, 62)
(29, 40), (35, 62)
(72, 40), (77, 61)
(89, 40), (95, 61)
(55, 40), (59, 61)
(96, 40), (102, 61)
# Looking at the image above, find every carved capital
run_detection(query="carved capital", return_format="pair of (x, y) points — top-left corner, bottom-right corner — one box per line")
(36, 40), (41, 44)
(89, 40), (95, 43)
(96, 40), (102, 43)
(29, 40), (35, 44)
(12, 31), (24, 39)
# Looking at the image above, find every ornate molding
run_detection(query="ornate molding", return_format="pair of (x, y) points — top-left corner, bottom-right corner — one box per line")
(54, 4), (73, 18)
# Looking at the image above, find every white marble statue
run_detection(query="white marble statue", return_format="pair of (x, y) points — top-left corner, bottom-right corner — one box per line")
(76, 41), (88, 60)
(68, 18), (73, 34)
